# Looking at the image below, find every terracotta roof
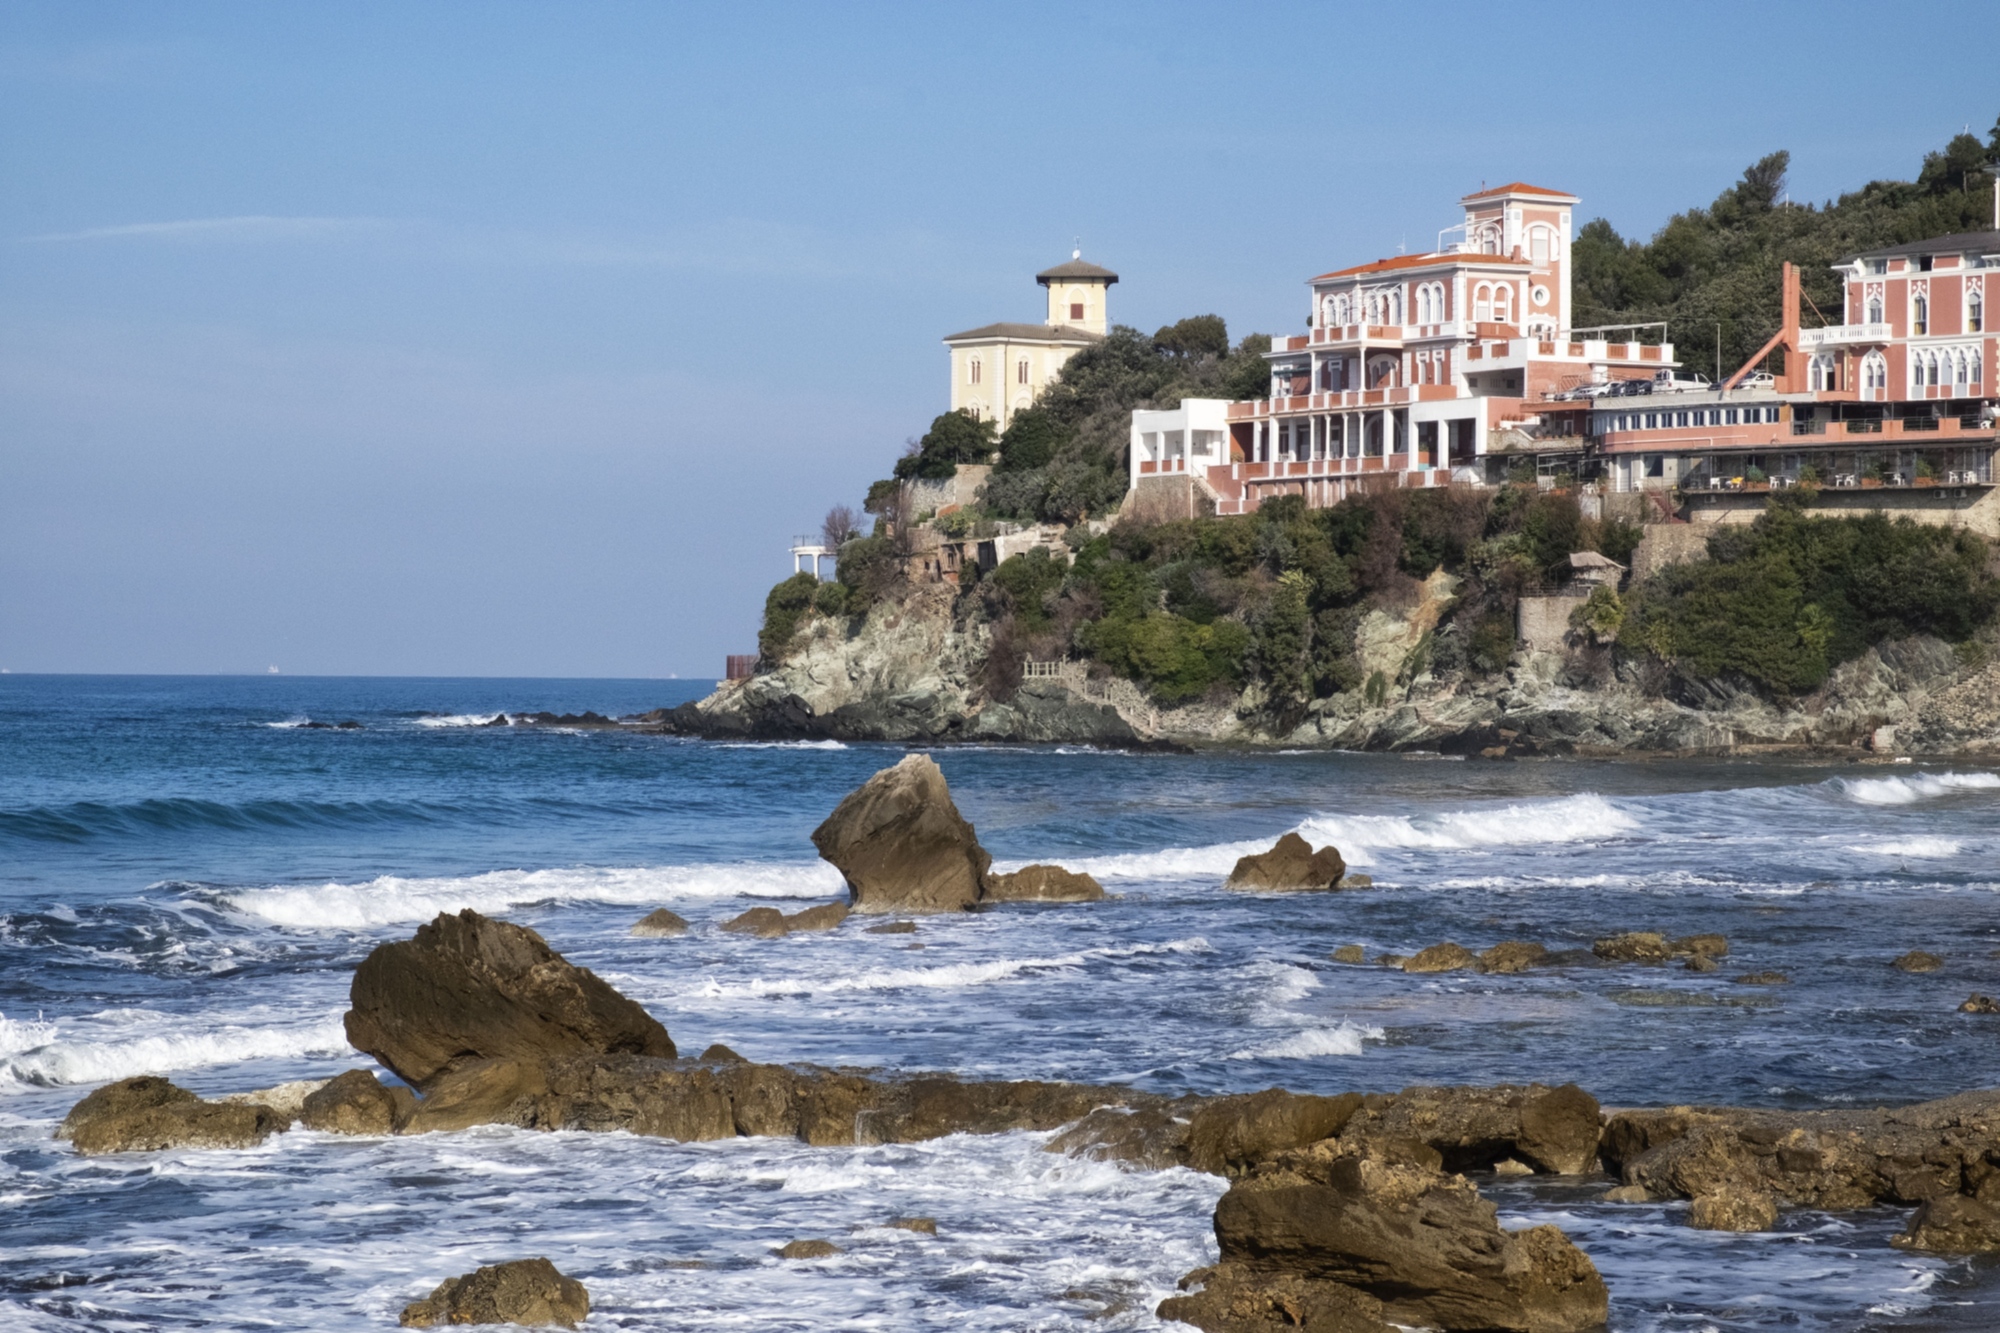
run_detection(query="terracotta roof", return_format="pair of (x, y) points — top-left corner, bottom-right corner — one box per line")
(942, 321), (1103, 344)
(1035, 258), (1119, 284)
(1460, 182), (1578, 202)
(1310, 251), (1528, 282)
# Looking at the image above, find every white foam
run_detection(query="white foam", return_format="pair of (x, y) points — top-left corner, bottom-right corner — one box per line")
(218, 861), (845, 929)
(1066, 793), (1637, 878)
(0, 1016), (349, 1088)
(1837, 771), (2000, 805)
(715, 739), (850, 750)
(1848, 837), (1964, 858)
(1228, 1023), (1383, 1060)
(692, 937), (1211, 999)
(0, 1013), (58, 1058)
(411, 713), (506, 728)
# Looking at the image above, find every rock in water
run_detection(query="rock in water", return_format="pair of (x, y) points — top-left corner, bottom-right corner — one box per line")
(1961, 993), (2000, 1014)
(1593, 932), (1671, 964)
(1477, 941), (1548, 974)
(776, 1239), (842, 1259)
(399, 1258), (590, 1328)
(1402, 943), (1476, 974)
(1171, 1155), (1607, 1333)
(1894, 950), (1944, 973)
(58, 1076), (287, 1155)
(1224, 832), (1347, 891)
(810, 754), (991, 913)
(982, 864), (1106, 903)
(343, 909), (676, 1091)
(720, 902), (850, 937)
(630, 908), (689, 937)
(1893, 1194), (2000, 1253)
(300, 1069), (413, 1135)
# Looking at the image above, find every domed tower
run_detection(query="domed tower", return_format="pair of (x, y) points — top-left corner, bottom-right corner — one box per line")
(1037, 251), (1119, 336)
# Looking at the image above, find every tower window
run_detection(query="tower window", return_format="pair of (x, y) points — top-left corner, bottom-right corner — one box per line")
(1070, 302), (1085, 321)
(1017, 359), (1029, 385)
(969, 358), (982, 385)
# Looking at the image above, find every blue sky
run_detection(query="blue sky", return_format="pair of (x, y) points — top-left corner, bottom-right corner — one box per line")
(3, 1), (1991, 677)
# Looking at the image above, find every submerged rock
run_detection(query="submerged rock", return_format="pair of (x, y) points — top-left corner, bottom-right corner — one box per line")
(1688, 1187), (1778, 1232)
(1593, 932), (1730, 965)
(865, 920), (917, 934)
(1961, 993), (2000, 1014)
(886, 1216), (937, 1234)
(1331, 944), (1367, 965)
(1225, 833), (1347, 891)
(1733, 971), (1790, 986)
(344, 909), (676, 1091)
(58, 1076), (287, 1155)
(810, 754), (991, 913)
(721, 902), (850, 937)
(982, 864), (1105, 903)
(1894, 950), (1944, 973)
(630, 908), (689, 937)
(1402, 943), (1476, 974)
(1477, 941), (1548, 974)
(399, 1258), (590, 1329)
(776, 1239), (841, 1259)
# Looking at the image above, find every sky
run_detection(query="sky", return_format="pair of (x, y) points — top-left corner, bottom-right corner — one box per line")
(3, 1), (1993, 678)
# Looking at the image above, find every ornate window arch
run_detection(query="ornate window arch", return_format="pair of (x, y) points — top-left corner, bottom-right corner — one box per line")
(1866, 288), (1884, 323)
(1861, 350), (1887, 398)
(1913, 291), (1929, 335)
(1492, 284), (1513, 324)
(1969, 283), (1984, 333)
(1809, 353), (1837, 392)
(968, 357), (982, 385)
(1473, 283), (1493, 321)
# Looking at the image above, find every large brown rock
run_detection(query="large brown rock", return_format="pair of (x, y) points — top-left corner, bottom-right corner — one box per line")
(1403, 943), (1476, 974)
(1225, 833), (1347, 892)
(810, 754), (991, 913)
(399, 1258), (589, 1329)
(1336, 1084), (1603, 1177)
(720, 902), (850, 937)
(982, 864), (1105, 903)
(1183, 1091), (1364, 1177)
(1158, 1263), (1394, 1332)
(1893, 1193), (2000, 1253)
(1477, 941), (1548, 975)
(343, 909), (676, 1091)
(58, 1076), (287, 1155)
(1191, 1155), (1607, 1332)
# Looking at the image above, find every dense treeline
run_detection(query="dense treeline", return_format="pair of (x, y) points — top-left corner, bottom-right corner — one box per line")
(1574, 123), (2000, 377)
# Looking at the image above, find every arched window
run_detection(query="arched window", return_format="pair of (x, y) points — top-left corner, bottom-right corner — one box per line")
(1016, 359), (1029, 385)
(1530, 227), (1551, 263)
(1955, 350), (1970, 387)
(969, 358), (982, 385)
(1867, 293), (1884, 323)
(1390, 290), (1404, 324)
(1914, 294), (1928, 335)
(1473, 283), (1492, 321)
(1862, 351), (1887, 398)
(1492, 285), (1513, 324)
(1810, 354), (1836, 392)
(1970, 288), (1985, 333)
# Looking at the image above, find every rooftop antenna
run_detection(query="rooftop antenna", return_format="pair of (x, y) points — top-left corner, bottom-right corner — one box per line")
(1072, 236), (1081, 260)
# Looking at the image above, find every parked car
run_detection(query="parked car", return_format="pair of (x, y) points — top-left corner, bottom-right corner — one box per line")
(1735, 371), (1775, 389)
(1607, 378), (1652, 398)
(1653, 370), (1713, 393)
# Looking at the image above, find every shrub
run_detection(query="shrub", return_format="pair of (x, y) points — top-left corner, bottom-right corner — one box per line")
(893, 410), (997, 481)
(758, 573), (823, 662)
(989, 548), (1066, 632)
(1080, 613), (1247, 704)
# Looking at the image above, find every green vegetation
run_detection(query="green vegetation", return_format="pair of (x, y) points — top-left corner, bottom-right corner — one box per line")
(1621, 508), (1998, 695)
(893, 409), (997, 481)
(1575, 123), (2000, 376)
(980, 320), (1272, 525)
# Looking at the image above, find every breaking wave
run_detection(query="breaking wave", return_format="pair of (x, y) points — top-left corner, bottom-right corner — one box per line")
(1066, 793), (1639, 877)
(0, 1015), (350, 1089)
(1847, 837), (1965, 858)
(0, 796), (456, 844)
(691, 937), (1211, 999)
(215, 862), (846, 930)
(1835, 772), (2000, 806)
(1227, 1022), (1384, 1060)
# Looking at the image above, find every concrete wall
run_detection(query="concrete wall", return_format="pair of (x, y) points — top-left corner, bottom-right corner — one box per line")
(905, 464), (993, 517)
(1630, 525), (1710, 580)
(1517, 593), (1589, 652)
(1681, 485), (2000, 539)
(1124, 474), (1217, 524)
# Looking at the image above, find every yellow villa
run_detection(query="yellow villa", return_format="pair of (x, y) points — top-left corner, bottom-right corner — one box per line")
(943, 252), (1117, 432)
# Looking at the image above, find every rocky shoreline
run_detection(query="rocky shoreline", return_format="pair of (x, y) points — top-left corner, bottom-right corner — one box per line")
(634, 581), (2000, 758)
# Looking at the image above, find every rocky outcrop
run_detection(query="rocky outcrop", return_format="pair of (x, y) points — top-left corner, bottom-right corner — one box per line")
(1893, 949), (1944, 972)
(630, 908), (689, 937)
(1592, 932), (1728, 964)
(58, 1076), (287, 1155)
(983, 864), (1106, 902)
(399, 1258), (590, 1329)
(1163, 1153), (1608, 1333)
(1687, 1186), (1778, 1232)
(720, 902), (850, 937)
(1601, 1087), (2000, 1214)
(300, 1069), (414, 1135)
(1225, 834), (1348, 891)
(1893, 1194), (2000, 1253)
(1334, 1084), (1603, 1177)
(811, 755), (992, 913)
(1403, 943), (1476, 974)
(220, 1078), (330, 1121)
(344, 909), (676, 1091)
(776, 1239), (841, 1259)
(1477, 941), (1549, 974)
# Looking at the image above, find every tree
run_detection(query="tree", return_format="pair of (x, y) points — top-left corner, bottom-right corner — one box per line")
(1153, 314), (1229, 360)
(821, 504), (862, 549)
(892, 409), (997, 480)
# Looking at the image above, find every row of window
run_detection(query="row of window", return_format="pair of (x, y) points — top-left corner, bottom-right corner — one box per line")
(1853, 288), (1983, 332)
(966, 359), (1035, 386)
(1807, 347), (1984, 392)
(1602, 406), (1782, 433)
(1319, 280), (1528, 328)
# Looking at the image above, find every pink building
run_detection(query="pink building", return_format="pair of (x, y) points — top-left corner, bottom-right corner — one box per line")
(1131, 184), (1678, 515)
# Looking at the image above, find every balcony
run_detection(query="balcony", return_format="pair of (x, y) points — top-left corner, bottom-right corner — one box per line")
(1797, 323), (1892, 349)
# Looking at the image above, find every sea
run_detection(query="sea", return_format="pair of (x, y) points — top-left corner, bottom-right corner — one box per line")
(3, 674), (1999, 1331)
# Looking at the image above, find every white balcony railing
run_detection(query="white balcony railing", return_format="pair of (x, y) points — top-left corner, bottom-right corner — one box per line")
(1798, 323), (1892, 349)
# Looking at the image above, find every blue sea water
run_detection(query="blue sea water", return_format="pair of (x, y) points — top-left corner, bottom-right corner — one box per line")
(4, 674), (2000, 1330)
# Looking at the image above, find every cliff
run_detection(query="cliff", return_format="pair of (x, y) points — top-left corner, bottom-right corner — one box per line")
(651, 577), (2000, 757)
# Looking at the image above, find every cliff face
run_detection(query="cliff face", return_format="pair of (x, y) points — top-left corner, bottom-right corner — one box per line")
(662, 581), (2000, 757)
